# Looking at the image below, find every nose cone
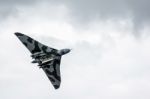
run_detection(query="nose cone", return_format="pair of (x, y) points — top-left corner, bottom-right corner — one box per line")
(66, 49), (71, 53)
(59, 48), (71, 55)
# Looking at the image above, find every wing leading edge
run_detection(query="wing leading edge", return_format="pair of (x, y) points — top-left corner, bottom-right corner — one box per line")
(14, 32), (57, 54)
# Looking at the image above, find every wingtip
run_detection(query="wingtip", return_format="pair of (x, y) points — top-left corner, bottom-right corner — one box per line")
(54, 85), (60, 89)
(14, 32), (24, 36)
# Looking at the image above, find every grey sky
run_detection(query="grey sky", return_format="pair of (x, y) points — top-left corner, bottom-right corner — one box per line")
(0, 0), (150, 99)
(1, 0), (150, 31)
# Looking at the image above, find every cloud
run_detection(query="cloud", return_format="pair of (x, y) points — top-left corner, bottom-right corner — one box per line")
(1, 0), (150, 33)
(0, 0), (38, 21)
(0, 1), (150, 99)
(69, 0), (150, 27)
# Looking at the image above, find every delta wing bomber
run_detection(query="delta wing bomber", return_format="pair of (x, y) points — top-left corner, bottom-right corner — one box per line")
(15, 32), (71, 89)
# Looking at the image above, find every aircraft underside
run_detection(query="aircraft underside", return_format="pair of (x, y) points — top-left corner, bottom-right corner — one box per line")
(15, 32), (70, 89)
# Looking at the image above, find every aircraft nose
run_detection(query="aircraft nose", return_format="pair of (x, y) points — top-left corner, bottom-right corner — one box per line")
(66, 49), (71, 54)
(68, 49), (72, 52)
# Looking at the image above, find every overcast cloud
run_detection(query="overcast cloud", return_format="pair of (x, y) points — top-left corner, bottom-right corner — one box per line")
(0, 0), (150, 99)
(1, 0), (150, 32)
